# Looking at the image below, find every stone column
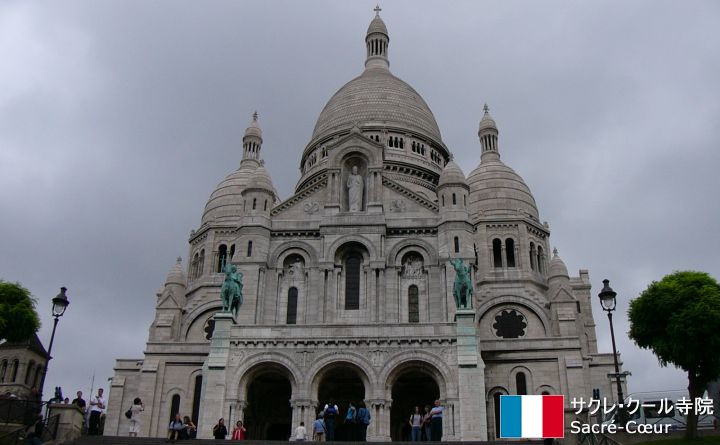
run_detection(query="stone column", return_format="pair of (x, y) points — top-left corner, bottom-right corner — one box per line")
(455, 308), (487, 440)
(47, 403), (85, 442)
(198, 313), (233, 438)
(368, 399), (390, 441)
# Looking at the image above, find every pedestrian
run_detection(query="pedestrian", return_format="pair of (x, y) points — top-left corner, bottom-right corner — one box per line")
(409, 406), (423, 441)
(166, 414), (184, 442)
(88, 388), (106, 435)
(293, 421), (307, 441)
(422, 405), (432, 441)
(183, 416), (197, 439)
(429, 400), (444, 441)
(323, 401), (338, 441)
(231, 420), (246, 440)
(344, 401), (357, 440)
(356, 401), (371, 441)
(212, 418), (228, 440)
(71, 391), (86, 413)
(312, 415), (326, 442)
(128, 398), (144, 437)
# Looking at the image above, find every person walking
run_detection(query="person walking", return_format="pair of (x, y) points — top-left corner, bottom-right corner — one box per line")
(128, 398), (144, 437)
(429, 400), (444, 441)
(212, 418), (228, 440)
(293, 421), (307, 441)
(312, 415), (326, 442)
(231, 420), (246, 440)
(409, 406), (423, 441)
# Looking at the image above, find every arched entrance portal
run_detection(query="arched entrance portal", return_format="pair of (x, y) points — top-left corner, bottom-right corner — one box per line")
(244, 368), (292, 440)
(316, 364), (366, 441)
(389, 366), (440, 441)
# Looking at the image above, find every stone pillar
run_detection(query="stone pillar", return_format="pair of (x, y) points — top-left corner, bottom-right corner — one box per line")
(455, 309), (487, 440)
(368, 399), (390, 441)
(198, 313), (233, 438)
(47, 403), (85, 442)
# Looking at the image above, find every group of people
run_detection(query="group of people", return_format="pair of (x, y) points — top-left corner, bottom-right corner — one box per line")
(309, 400), (372, 442)
(407, 400), (444, 442)
(64, 388), (106, 436)
(164, 413), (197, 442)
(210, 418), (246, 440)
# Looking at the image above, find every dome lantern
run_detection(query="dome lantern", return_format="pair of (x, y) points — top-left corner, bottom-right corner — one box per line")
(478, 104), (500, 161)
(242, 111), (263, 162)
(365, 5), (390, 70)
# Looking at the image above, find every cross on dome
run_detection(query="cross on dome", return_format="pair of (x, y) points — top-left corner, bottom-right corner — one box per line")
(374, 4), (382, 16)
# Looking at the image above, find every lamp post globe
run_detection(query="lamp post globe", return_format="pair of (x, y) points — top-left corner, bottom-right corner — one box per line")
(598, 279), (625, 422)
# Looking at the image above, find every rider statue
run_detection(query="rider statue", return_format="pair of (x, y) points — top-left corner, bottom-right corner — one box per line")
(220, 258), (243, 318)
(450, 259), (473, 309)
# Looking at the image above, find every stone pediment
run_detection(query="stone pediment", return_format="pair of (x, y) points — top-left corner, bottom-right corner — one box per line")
(550, 286), (577, 303)
(156, 289), (181, 309)
(382, 176), (439, 213)
(270, 173), (328, 218)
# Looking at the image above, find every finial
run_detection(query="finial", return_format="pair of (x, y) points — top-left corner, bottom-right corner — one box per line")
(176, 256), (182, 264)
(449, 152), (455, 161)
(252, 111), (258, 122)
(374, 4), (382, 16)
(483, 103), (490, 114)
(552, 248), (558, 257)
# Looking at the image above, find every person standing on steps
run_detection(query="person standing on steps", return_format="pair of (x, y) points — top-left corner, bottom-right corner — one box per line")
(356, 401), (371, 441)
(323, 400), (338, 441)
(88, 388), (106, 435)
(128, 397), (144, 437)
(313, 414), (326, 442)
(409, 406), (423, 441)
(213, 418), (228, 440)
(231, 420), (246, 440)
(293, 421), (307, 441)
(429, 400), (444, 441)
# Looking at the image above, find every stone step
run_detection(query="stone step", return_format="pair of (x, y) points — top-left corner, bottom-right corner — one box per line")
(71, 437), (543, 445)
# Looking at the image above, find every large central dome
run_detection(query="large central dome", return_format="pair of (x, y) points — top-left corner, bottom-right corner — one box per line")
(311, 67), (442, 144)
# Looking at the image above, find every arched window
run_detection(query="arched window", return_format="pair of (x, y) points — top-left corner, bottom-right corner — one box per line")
(537, 246), (544, 273)
(516, 372), (528, 395)
(33, 366), (42, 388)
(454, 236), (460, 253)
(542, 391), (550, 396)
(229, 244), (235, 260)
(493, 392), (502, 438)
(287, 287), (298, 324)
(264, 200), (268, 211)
(345, 253), (362, 310)
(505, 239), (516, 268)
(247, 241), (253, 257)
(170, 394), (181, 421)
(217, 244), (227, 272)
(492, 238), (503, 268)
(452, 193), (457, 205)
(199, 250), (205, 276)
(463, 194), (466, 206)
(529, 242), (536, 271)
(191, 375), (203, 426)
(0, 360), (7, 382)
(25, 361), (35, 385)
(11, 359), (19, 382)
(408, 285), (419, 323)
(252, 198), (257, 210)
(442, 195), (445, 206)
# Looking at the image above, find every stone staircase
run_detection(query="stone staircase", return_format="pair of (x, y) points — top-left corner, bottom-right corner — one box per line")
(69, 436), (543, 445)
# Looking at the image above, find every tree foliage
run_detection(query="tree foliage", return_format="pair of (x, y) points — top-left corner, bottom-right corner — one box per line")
(0, 280), (41, 343)
(629, 271), (720, 439)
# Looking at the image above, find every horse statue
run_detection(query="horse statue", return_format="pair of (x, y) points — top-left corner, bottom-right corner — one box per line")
(220, 259), (243, 318)
(450, 259), (473, 309)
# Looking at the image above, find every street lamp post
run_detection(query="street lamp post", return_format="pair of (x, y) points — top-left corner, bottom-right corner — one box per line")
(598, 279), (625, 422)
(38, 287), (70, 401)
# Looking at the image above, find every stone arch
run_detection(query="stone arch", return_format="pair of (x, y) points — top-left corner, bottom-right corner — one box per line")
(329, 141), (382, 167)
(327, 235), (377, 262)
(379, 352), (453, 399)
(182, 303), (222, 341)
(537, 384), (557, 395)
(476, 295), (551, 336)
(230, 353), (301, 401)
(509, 365), (533, 395)
(387, 238), (439, 267)
(307, 352), (375, 398)
(268, 241), (319, 268)
(487, 386), (508, 440)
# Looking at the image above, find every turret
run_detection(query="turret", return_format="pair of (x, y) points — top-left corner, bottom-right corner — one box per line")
(242, 112), (263, 162)
(365, 6), (390, 70)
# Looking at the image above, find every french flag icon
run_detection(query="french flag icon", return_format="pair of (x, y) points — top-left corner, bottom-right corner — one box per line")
(500, 395), (565, 438)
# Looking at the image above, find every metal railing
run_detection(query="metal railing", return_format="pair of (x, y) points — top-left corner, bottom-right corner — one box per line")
(0, 399), (44, 426)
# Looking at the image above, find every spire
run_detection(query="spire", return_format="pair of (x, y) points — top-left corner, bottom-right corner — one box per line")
(242, 111), (263, 162)
(365, 6), (390, 70)
(478, 104), (500, 161)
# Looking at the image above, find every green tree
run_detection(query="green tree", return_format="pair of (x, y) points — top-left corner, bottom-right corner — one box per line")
(629, 271), (720, 439)
(0, 280), (41, 343)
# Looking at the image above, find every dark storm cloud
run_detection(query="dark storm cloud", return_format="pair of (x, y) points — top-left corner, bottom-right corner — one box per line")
(1, 0), (718, 400)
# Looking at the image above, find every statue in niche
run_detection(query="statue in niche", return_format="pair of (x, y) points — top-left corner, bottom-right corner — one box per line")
(288, 259), (304, 278)
(347, 165), (364, 212)
(220, 258), (243, 317)
(450, 259), (473, 309)
(402, 255), (424, 277)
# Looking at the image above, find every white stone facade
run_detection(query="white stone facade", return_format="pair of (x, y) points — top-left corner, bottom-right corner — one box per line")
(106, 11), (623, 441)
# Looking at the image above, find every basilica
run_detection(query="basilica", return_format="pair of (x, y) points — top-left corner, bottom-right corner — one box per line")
(106, 10), (622, 441)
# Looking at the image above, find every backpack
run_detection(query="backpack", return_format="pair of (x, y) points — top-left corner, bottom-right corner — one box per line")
(345, 406), (357, 423)
(125, 408), (132, 419)
(325, 405), (337, 416)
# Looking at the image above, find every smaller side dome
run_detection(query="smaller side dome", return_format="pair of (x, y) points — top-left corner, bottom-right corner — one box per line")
(201, 161), (258, 224)
(244, 163), (279, 202)
(548, 248), (569, 280)
(165, 256), (186, 287)
(438, 159), (467, 188)
(367, 15), (388, 36)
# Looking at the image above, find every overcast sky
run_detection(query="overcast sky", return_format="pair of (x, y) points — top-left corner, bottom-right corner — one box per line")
(1, 0), (719, 403)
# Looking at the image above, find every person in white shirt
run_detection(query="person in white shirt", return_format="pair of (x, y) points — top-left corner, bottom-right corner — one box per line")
(294, 421), (307, 441)
(88, 388), (106, 435)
